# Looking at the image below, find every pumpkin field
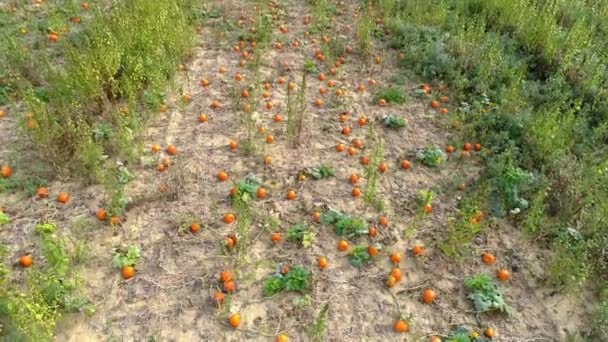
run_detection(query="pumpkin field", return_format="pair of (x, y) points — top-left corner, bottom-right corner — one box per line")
(1, 0), (608, 341)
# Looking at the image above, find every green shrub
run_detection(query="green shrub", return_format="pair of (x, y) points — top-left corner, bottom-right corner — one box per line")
(303, 166), (334, 180)
(112, 245), (141, 269)
(320, 209), (368, 238)
(416, 146), (445, 167)
(373, 87), (406, 104)
(382, 115), (408, 129)
(11, 0), (196, 180)
(464, 274), (509, 313)
(262, 266), (311, 296)
(0, 223), (90, 341)
(348, 246), (371, 267)
(286, 224), (315, 248)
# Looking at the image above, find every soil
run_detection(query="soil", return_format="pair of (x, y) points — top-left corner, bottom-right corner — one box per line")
(0, 0), (597, 341)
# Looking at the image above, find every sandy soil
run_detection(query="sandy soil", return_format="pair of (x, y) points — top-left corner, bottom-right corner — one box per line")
(0, 0), (597, 341)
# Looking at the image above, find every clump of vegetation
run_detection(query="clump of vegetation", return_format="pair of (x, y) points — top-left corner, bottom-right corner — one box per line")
(373, 87), (406, 104)
(8, 0), (198, 180)
(286, 71), (308, 146)
(591, 290), (608, 340)
(231, 174), (263, 202)
(308, 303), (329, 342)
(445, 326), (490, 342)
(385, 0), (608, 294)
(263, 266), (312, 296)
(320, 209), (368, 238)
(382, 115), (407, 129)
(286, 224), (315, 248)
(303, 165), (335, 180)
(303, 59), (318, 74)
(348, 246), (371, 267)
(464, 274), (509, 314)
(0, 223), (91, 341)
(416, 146), (445, 167)
(363, 123), (387, 211)
(112, 245), (141, 269)
(0, 211), (9, 226)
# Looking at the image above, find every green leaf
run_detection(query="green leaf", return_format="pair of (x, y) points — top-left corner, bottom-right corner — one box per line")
(383, 115), (408, 129)
(0, 212), (10, 226)
(348, 246), (371, 267)
(35, 223), (56, 234)
(464, 274), (509, 313)
(283, 266), (311, 292)
(263, 275), (284, 296)
(416, 146), (446, 167)
(305, 165), (335, 180)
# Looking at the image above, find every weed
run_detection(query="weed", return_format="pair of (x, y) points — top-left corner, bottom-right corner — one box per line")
(320, 209), (368, 238)
(416, 146), (445, 167)
(417, 189), (435, 214)
(308, 304), (329, 342)
(363, 123), (386, 211)
(546, 228), (591, 291)
(348, 246), (371, 267)
(262, 266), (311, 296)
(112, 245), (141, 269)
(286, 72), (308, 146)
(13, 0), (197, 178)
(486, 152), (535, 216)
(591, 297), (608, 340)
(383, 0), (608, 292)
(310, 0), (333, 35)
(233, 191), (253, 260)
(464, 274), (509, 313)
(0, 222), (90, 341)
(0, 212), (8, 226)
(302, 165), (335, 180)
(263, 275), (284, 296)
(440, 184), (488, 257)
(286, 224), (315, 248)
(356, 4), (374, 57)
(382, 115), (407, 129)
(303, 59), (318, 74)
(373, 87), (406, 104)
(231, 174), (263, 203)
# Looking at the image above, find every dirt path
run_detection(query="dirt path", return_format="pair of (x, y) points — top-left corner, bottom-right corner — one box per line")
(0, 0), (596, 341)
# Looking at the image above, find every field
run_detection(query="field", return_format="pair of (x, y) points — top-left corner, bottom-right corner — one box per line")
(1, 0), (607, 341)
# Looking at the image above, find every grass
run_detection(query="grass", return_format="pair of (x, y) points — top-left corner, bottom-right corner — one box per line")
(464, 274), (509, 313)
(262, 266), (312, 296)
(363, 123), (386, 211)
(0, 223), (91, 341)
(373, 86), (407, 104)
(378, 0), (608, 296)
(320, 209), (368, 238)
(439, 184), (488, 258)
(286, 71), (308, 146)
(356, 4), (374, 57)
(308, 303), (329, 342)
(2, 0), (197, 181)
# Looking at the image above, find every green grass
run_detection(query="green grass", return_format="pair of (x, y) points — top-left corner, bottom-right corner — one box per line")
(0, 223), (91, 341)
(320, 209), (368, 238)
(1, 0), (197, 181)
(262, 266), (312, 296)
(379, 0), (608, 296)
(373, 86), (407, 104)
(308, 303), (329, 342)
(286, 71), (308, 146)
(464, 274), (509, 313)
(363, 123), (386, 211)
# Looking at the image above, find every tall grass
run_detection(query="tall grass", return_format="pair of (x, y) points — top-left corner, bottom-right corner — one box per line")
(382, 0), (608, 293)
(2, 0), (196, 180)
